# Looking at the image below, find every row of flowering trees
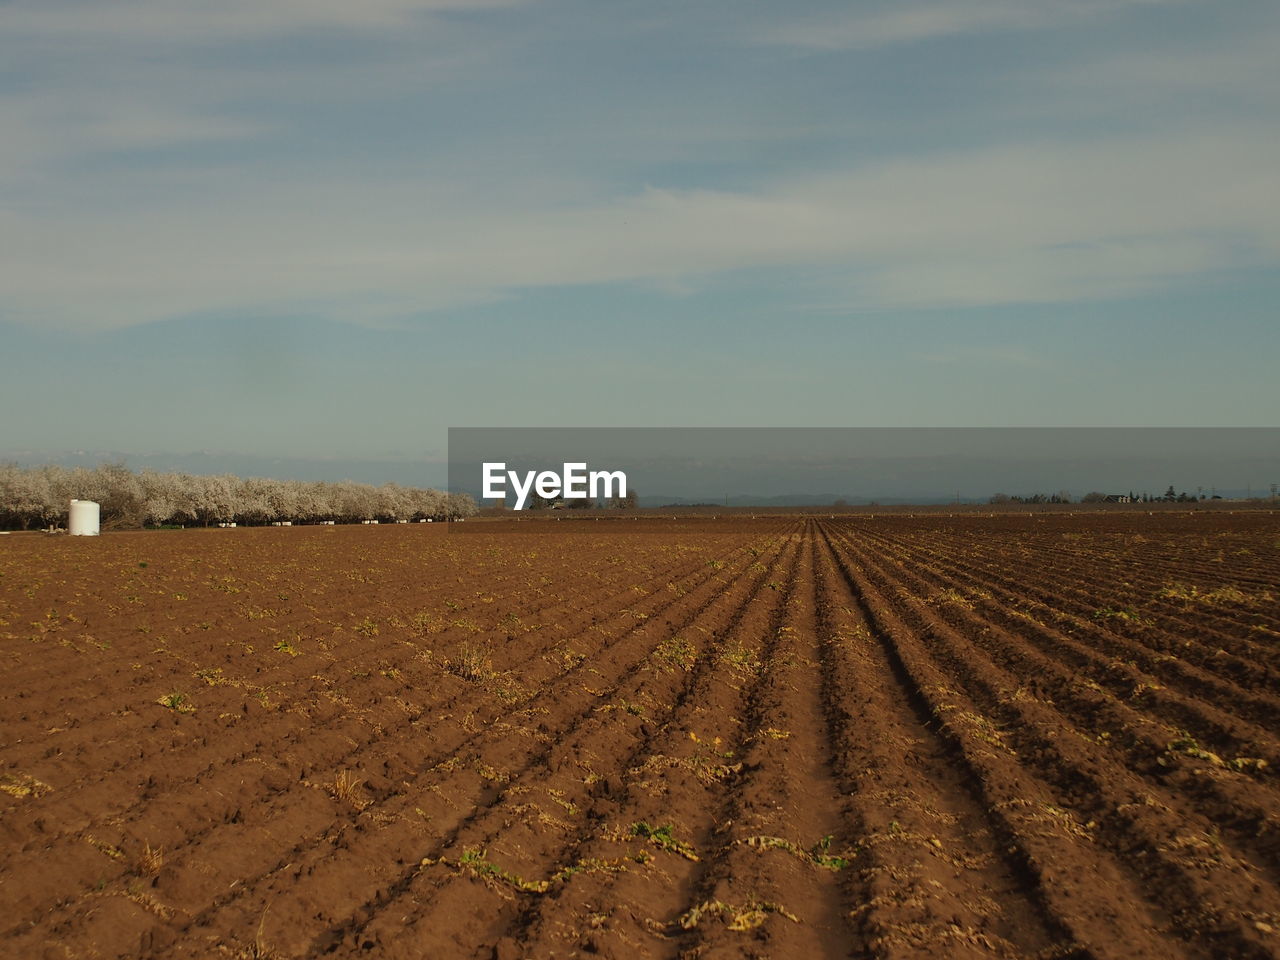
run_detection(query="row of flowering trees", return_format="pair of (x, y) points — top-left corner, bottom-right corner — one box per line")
(0, 462), (476, 530)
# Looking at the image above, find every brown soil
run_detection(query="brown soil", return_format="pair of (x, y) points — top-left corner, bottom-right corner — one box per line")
(2, 514), (1280, 959)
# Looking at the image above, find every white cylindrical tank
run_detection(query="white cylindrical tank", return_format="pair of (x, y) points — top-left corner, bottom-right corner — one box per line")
(69, 499), (101, 536)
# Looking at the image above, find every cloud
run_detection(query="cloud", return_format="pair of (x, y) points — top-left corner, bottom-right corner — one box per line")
(867, 236), (1239, 309)
(0, 2), (513, 182)
(2, 0), (1274, 333)
(1047, 30), (1280, 104)
(2, 0), (526, 42)
(755, 0), (1184, 50)
(0, 93), (263, 175)
(3, 124), (1277, 332)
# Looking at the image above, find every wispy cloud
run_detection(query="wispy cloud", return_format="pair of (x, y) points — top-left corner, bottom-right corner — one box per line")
(2, 0), (527, 41)
(1047, 29), (1280, 103)
(3, 125), (1276, 331)
(0, 92), (263, 175)
(0, 2), (514, 183)
(2, 0), (1275, 334)
(755, 0), (1185, 50)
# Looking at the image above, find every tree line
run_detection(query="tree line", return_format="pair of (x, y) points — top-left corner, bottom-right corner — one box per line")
(0, 462), (476, 530)
(990, 486), (1211, 505)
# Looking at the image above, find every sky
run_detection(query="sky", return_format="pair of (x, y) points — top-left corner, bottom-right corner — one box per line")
(2, 0), (1278, 480)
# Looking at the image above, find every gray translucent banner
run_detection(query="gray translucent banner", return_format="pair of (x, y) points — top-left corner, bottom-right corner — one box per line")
(448, 427), (1279, 509)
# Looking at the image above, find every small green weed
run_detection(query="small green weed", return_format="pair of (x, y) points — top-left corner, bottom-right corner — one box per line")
(630, 822), (699, 861)
(157, 692), (194, 714)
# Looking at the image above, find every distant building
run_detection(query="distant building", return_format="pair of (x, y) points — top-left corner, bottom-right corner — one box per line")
(1103, 494), (1131, 503)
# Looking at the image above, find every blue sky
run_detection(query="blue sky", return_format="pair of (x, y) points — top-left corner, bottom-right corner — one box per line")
(3, 0), (1278, 470)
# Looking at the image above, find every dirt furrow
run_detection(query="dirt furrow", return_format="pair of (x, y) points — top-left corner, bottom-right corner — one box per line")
(5, 514), (1279, 960)
(947, 538), (1280, 683)
(0, 529), (743, 844)
(831, 528), (1280, 959)
(376, 532), (812, 960)
(850, 524), (1280, 729)
(822, 525), (1220, 960)
(813, 525), (1076, 960)
(2, 531), (787, 953)
(835, 526), (1280, 886)
(0, 530), (722, 750)
(849, 524), (1280, 773)
(188, 529), (805, 958)
(898, 526), (1280, 674)
(665, 523), (853, 959)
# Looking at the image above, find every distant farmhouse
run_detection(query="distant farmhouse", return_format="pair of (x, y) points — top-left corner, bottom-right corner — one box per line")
(1103, 495), (1132, 503)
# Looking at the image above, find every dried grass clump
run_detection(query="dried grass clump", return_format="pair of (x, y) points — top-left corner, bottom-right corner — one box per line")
(138, 842), (165, 877)
(330, 770), (369, 809)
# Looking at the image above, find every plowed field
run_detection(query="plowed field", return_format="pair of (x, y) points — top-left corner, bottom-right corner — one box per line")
(3, 514), (1280, 959)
